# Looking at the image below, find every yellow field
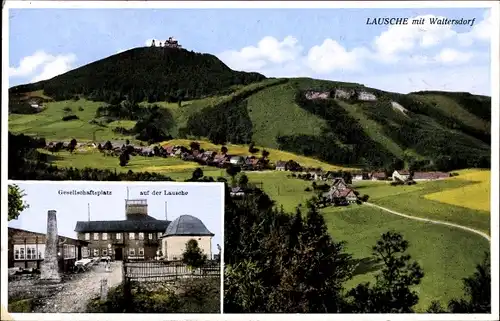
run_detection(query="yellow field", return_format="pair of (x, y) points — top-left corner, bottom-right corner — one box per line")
(424, 169), (491, 212)
(160, 139), (357, 171)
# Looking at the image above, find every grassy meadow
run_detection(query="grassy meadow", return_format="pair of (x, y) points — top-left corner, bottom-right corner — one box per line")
(424, 169), (491, 212)
(32, 144), (492, 311)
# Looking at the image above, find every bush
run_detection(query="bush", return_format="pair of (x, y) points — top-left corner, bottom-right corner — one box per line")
(63, 107), (72, 112)
(78, 106), (84, 111)
(304, 187), (312, 192)
(62, 115), (79, 121)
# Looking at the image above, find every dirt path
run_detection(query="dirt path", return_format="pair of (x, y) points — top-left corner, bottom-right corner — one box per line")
(35, 261), (123, 313)
(365, 202), (491, 242)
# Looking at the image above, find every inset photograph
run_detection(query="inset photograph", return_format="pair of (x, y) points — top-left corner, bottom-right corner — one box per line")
(7, 181), (223, 314)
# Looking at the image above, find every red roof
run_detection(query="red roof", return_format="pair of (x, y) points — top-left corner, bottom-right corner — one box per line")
(332, 188), (356, 198)
(372, 172), (386, 178)
(413, 171), (450, 180)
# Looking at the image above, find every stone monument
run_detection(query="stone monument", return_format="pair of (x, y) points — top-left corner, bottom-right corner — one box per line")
(40, 210), (61, 282)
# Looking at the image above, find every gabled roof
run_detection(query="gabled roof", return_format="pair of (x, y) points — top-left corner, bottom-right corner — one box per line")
(395, 170), (410, 175)
(164, 215), (214, 237)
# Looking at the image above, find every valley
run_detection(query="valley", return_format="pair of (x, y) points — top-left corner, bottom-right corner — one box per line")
(8, 45), (492, 312)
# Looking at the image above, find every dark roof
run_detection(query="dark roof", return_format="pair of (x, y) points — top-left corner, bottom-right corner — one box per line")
(9, 227), (89, 245)
(75, 215), (170, 233)
(164, 215), (214, 237)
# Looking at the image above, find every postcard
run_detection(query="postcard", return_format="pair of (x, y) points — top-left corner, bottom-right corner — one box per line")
(2, 1), (498, 320)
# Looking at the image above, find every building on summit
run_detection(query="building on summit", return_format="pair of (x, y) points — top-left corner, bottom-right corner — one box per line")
(161, 215), (214, 261)
(74, 199), (213, 261)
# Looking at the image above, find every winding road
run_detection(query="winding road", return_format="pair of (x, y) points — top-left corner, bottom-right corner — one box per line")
(365, 202), (491, 242)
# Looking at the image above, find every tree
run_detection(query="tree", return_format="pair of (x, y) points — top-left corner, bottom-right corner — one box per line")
(190, 141), (200, 151)
(345, 231), (424, 313)
(104, 141), (113, 150)
(221, 146), (228, 154)
(191, 168), (204, 181)
(8, 184), (29, 221)
(68, 138), (77, 153)
(119, 152), (129, 167)
(448, 253), (491, 313)
(226, 165), (241, 186)
(182, 239), (207, 271)
(125, 139), (130, 145)
(238, 174), (249, 187)
(261, 150), (270, 158)
(248, 142), (258, 153)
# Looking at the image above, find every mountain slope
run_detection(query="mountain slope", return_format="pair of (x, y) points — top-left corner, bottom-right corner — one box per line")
(9, 47), (266, 102)
(8, 49), (491, 172)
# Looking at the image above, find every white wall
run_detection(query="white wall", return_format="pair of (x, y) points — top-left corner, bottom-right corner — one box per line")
(162, 236), (212, 261)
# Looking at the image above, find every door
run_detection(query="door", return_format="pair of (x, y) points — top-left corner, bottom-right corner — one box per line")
(115, 247), (123, 261)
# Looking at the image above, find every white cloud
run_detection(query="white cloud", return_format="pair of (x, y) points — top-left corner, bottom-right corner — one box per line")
(458, 10), (493, 46)
(306, 39), (367, 73)
(434, 48), (474, 64)
(9, 51), (77, 83)
(9, 51), (53, 77)
(30, 53), (76, 82)
(218, 36), (303, 71)
(372, 15), (458, 63)
(357, 65), (490, 96)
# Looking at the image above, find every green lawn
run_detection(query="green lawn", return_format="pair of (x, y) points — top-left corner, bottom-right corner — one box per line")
(354, 180), (491, 234)
(246, 82), (327, 148)
(9, 99), (132, 142)
(40, 149), (205, 174)
(322, 205), (490, 311)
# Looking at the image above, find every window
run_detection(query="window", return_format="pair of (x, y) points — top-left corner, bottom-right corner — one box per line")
(62, 244), (76, 259)
(102, 249), (107, 256)
(85, 233), (90, 240)
(129, 233), (135, 240)
(138, 248), (144, 256)
(158, 232), (162, 238)
(93, 248), (99, 257)
(139, 233), (144, 240)
(129, 248), (135, 256)
(102, 233), (108, 240)
(116, 233), (122, 240)
(20, 247), (25, 260)
(93, 233), (99, 241)
(148, 233), (153, 240)
(26, 247), (34, 260)
(82, 247), (89, 258)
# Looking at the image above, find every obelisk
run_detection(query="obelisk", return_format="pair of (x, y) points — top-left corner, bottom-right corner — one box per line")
(40, 210), (61, 282)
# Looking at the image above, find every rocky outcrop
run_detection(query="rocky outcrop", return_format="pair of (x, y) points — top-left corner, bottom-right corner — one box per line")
(305, 91), (330, 100)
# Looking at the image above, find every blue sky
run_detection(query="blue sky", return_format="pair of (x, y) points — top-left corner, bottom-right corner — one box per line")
(8, 182), (224, 252)
(8, 7), (492, 95)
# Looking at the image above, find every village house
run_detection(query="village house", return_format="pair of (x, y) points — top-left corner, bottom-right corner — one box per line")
(352, 173), (364, 181)
(161, 215), (214, 261)
(323, 178), (358, 205)
(8, 227), (89, 273)
(229, 156), (245, 166)
(392, 170), (411, 182)
(230, 186), (246, 198)
(412, 171), (450, 181)
(371, 171), (387, 181)
(275, 161), (286, 171)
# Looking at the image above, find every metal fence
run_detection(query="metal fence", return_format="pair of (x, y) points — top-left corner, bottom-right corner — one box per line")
(123, 259), (221, 283)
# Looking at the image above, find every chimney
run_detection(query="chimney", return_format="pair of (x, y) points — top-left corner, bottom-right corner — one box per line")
(40, 210), (61, 282)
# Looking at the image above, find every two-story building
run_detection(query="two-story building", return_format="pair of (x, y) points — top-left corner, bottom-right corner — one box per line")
(74, 199), (170, 261)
